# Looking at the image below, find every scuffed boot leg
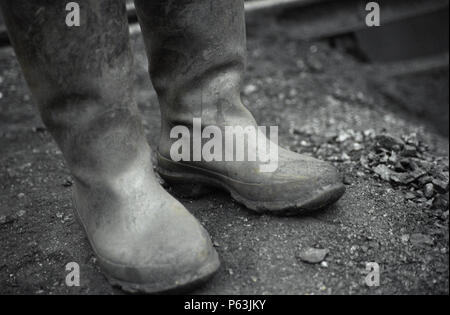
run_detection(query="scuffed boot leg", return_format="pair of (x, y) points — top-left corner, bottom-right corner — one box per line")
(1, 0), (139, 154)
(0, 0), (219, 293)
(135, 0), (345, 215)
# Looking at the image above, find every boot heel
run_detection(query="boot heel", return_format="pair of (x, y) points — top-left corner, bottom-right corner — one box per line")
(165, 181), (215, 199)
(156, 157), (217, 198)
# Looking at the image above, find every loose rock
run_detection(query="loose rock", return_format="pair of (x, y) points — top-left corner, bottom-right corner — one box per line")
(410, 233), (434, 246)
(375, 134), (404, 151)
(424, 183), (435, 199)
(297, 247), (329, 264)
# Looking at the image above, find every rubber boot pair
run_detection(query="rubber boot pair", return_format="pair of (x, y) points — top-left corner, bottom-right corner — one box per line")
(1, 0), (344, 293)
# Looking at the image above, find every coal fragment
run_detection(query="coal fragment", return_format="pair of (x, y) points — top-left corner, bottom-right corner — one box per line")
(402, 145), (417, 157)
(375, 134), (404, 151)
(432, 193), (449, 210)
(424, 183), (435, 199)
(432, 178), (449, 194)
(373, 165), (391, 181)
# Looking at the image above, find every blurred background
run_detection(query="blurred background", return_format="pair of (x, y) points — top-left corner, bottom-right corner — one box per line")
(1, 0), (448, 135)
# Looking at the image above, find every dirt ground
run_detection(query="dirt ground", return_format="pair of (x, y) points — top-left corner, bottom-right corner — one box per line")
(0, 20), (448, 294)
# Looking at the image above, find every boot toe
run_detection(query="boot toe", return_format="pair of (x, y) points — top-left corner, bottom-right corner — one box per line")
(96, 228), (220, 293)
(272, 155), (346, 213)
(293, 160), (346, 211)
(86, 197), (220, 294)
(236, 152), (346, 213)
(98, 244), (220, 294)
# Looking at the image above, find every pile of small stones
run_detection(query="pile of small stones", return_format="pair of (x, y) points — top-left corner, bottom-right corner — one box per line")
(361, 133), (449, 212)
(289, 127), (449, 214)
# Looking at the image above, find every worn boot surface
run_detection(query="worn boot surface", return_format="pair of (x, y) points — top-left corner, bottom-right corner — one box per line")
(135, 0), (345, 215)
(1, 0), (219, 293)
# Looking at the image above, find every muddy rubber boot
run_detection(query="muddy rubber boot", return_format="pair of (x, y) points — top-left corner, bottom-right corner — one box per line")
(135, 0), (345, 215)
(0, 0), (219, 293)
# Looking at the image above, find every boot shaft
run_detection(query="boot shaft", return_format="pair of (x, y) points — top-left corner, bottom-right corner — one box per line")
(0, 0), (134, 110)
(135, 0), (247, 125)
(1, 0), (147, 179)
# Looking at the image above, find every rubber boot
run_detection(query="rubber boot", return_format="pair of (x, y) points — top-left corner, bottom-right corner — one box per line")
(135, 0), (345, 215)
(0, 0), (219, 293)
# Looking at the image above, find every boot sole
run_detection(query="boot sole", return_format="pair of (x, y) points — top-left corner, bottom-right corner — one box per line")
(72, 198), (220, 294)
(157, 154), (346, 216)
(103, 255), (220, 294)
